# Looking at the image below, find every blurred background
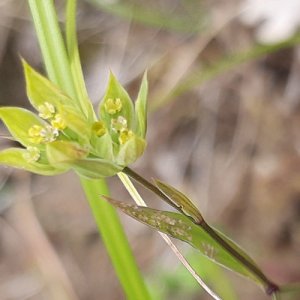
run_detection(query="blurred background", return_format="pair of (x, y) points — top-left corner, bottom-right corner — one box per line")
(0, 0), (300, 299)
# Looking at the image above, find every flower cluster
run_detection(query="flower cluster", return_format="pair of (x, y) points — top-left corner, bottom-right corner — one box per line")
(0, 60), (147, 178)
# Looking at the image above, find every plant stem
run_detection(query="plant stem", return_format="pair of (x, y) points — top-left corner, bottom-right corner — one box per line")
(28, 1), (150, 298)
(81, 177), (151, 300)
(123, 166), (279, 297)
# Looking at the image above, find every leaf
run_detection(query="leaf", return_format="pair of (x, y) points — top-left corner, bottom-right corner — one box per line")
(46, 140), (88, 168)
(154, 179), (204, 224)
(99, 72), (135, 130)
(72, 157), (123, 178)
(59, 105), (91, 143)
(116, 136), (146, 166)
(0, 107), (46, 148)
(105, 197), (270, 290)
(90, 132), (114, 161)
(0, 148), (64, 176)
(22, 59), (78, 111)
(134, 72), (148, 138)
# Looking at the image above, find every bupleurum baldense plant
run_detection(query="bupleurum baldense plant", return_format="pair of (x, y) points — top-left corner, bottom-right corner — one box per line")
(1, 1), (299, 299)
(0, 60), (147, 179)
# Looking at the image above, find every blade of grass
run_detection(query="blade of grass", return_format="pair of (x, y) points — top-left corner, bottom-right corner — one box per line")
(28, 1), (150, 298)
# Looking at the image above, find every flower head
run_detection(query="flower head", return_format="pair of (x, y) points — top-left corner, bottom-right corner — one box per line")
(0, 61), (148, 177)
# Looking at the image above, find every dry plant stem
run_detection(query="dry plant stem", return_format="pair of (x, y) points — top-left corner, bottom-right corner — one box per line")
(7, 172), (78, 300)
(118, 172), (222, 300)
(123, 167), (280, 297)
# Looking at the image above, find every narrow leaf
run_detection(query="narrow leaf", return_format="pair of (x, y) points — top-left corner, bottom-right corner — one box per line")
(0, 148), (64, 176)
(134, 72), (148, 138)
(154, 179), (204, 224)
(46, 140), (88, 168)
(0, 107), (46, 148)
(105, 196), (271, 290)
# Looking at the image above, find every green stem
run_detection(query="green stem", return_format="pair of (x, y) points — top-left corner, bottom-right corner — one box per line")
(80, 178), (151, 300)
(123, 167), (279, 297)
(28, 1), (150, 298)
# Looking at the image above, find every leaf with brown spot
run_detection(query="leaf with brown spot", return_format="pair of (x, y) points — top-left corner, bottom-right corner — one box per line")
(103, 196), (269, 290)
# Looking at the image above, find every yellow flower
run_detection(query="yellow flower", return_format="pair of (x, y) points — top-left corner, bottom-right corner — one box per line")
(38, 102), (55, 119)
(28, 125), (44, 144)
(23, 146), (40, 162)
(40, 125), (59, 143)
(111, 116), (127, 132)
(51, 114), (66, 130)
(119, 129), (134, 145)
(92, 121), (107, 137)
(104, 98), (122, 114)
(28, 124), (58, 144)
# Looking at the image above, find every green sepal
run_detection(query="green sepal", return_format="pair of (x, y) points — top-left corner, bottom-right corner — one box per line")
(105, 197), (267, 289)
(46, 140), (88, 168)
(154, 179), (204, 224)
(0, 148), (64, 176)
(0, 107), (46, 148)
(90, 132), (114, 161)
(116, 136), (146, 166)
(99, 72), (134, 129)
(22, 59), (78, 112)
(134, 71), (148, 138)
(72, 157), (123, 178)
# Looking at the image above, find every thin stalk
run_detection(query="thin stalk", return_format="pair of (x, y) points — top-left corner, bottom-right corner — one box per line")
(118, 172), (222, 300)
(81, 177), (151, 300)
(123, 167), (279, 297)
(28, 1), (150, 299)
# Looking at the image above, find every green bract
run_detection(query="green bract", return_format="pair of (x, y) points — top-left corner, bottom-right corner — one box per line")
(0, 61), (148, 178)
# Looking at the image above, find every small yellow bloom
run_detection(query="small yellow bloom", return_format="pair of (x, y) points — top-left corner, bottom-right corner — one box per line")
(28, 124), (59, 144)
(23, 146), (40, 163)
(28, 125), (44, 144)
(119, 129), (134, 145)
(38, 102), (55, 119)
(92, 121), (107, 137)
(104, 98), (122, 114)
(111, 116), (127, 132)
(51, 114), (66, 130)
(40, 125), (59, 143)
